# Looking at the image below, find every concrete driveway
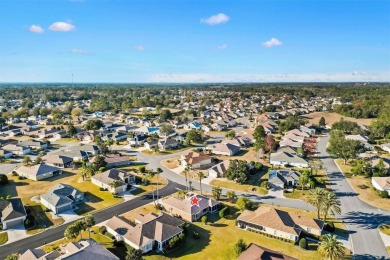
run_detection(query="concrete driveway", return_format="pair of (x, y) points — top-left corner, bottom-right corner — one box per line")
(6, 225), (29, 244)
(268, 185), (284, 198)
(54, 210), (83, 224)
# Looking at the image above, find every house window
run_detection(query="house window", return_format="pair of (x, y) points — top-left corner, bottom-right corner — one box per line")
(274, 230), (277, 235)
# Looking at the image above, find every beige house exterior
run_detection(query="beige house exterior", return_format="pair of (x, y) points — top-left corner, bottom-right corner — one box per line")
(16, 163), (62, 181)
(237, 207), (324, 242)
(180, 152), (212, 169)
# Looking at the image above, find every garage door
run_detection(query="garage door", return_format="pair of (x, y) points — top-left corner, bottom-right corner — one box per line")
(4, 218), (24, 229)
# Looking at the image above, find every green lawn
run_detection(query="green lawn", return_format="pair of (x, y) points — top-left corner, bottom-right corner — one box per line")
(56, 138), (79, 143)
(379, 224), (390, 236)
(141, 146), (191, 156)
(0, 232), (8, 245)
(143, 204), (325, 260)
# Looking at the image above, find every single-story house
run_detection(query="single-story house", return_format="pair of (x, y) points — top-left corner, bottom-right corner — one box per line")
(0, 149), (13, 159)
(91, 168), (135, 193)
(127, 133), (148, 146)
(268, 170), (302, 189)
(0, 198), (27, 229)
(135, 126), (160, 135)
(237, 207), (324, 242)
(158, 138), (179, 151)
(270, 151), (309, 168)
(2, 144), (30, 155)
(208, 160), (231, 178)
(238, 243), (297, 260)
(105, 212), (184, 253)
(68, 144), (100, 156)
(184, 121), (202, 130)
(372, 177), (390, 196)
(210, 143), (240, 156)
(144, 139), (159, 150)
(90, 154), (131, 168)
(381, 143), (390, 153)
(19, 139), (48, 150)
(42, 155), (73, 168)
(16, 163), (62, 181)
(40, 183), (84, 214)
(181, 152), (212, 169)
(19, 239), (119, 260)
(162, 193), (220, 222)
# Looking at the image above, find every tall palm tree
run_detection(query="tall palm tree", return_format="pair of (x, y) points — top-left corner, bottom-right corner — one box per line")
(183, 164), (192, 193)
(318, 234), (345, 260)
(212, 186), (222, 200)
(83, 215), (95, 239)
(197, 172), (205, 195)
(156, 168), (163, 203)
(321, 191), (341, 221)
(304, 188), (325, 219)
(177, 189), (185, 199)
(22, 156), (31, 166)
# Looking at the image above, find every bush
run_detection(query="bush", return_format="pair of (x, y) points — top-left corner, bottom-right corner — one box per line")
(99, 226), (107, 235)
(324, 222), (335, 232)
(99, 187), (105, 191)
(378, 191), (389, 198)
(261, 180), (270, 190)
(0, 174), (8, 185)
(219, 207), (230, 218)
(236, 197), (253, 210)
(12, 171), (18, 176)
(139, 166), (146, 173)
(192, 231), (200, 239)
(201, 215), (208, 225)
(234, 238), (246, 256)
(299, 238), (308, 249)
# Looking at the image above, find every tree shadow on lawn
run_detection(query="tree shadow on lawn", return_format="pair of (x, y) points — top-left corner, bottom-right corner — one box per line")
(25, 205), (54, 230)
(45, 171), (76, 182)
(74, 203), (96, 215)
(0, 181), (18, 197)
(130, 187), (146, 196)
(84, 192), (103, 203)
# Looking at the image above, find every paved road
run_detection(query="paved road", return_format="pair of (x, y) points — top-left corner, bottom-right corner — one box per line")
(0, 180), (182, 259)
(318, 135), (390, 259)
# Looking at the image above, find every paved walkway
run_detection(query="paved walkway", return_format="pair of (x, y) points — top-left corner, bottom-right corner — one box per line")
(51, 210), (83, 224)
(5, 225), (29, 244)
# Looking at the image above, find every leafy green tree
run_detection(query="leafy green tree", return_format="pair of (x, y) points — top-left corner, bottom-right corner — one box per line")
(0, 174), (9, 185)
(126, 247), (143, 260)
(201, 215), (208, 225)
(34, 156), (43, 165)
(253, 125), (266, 151)
(321, 191), (341, 221)
(236, 197), (253, 210)
(226, 160), (249, 184)
(0, 155), (5, 163)
(327, 131), (361, 164)
(160, 109), (173, 121)
(84, 119), (104, 130)
(318, 234), (345, 260)
(375, 158), (388, 177)
(305, 188), (325, 219)
(370, 110), (390, 139)
(278, 116), (302, 134)
(299, 171), (310, 195)
(5, 253), (19, 260)
(332, 119), (362, 134)
(67, 123), (77, 137)
(22, 156), (32, 166)
(186, 129), (202, 143)
(71, 107), (84, 118)
(212, 186), (222, 200)
(93, 155), (107, 171)
(225, 130), (236, 140)
(299, 238), (308, 249)
(64, 223), (80, 241)
(159, 123), (175, 137)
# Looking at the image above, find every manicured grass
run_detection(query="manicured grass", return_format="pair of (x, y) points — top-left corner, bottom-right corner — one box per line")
(56, 138), (79, 143)
(379, 224), (390, 236)
(283, 169), (327, 200)
(161, 158), (180, 169)
(335, 160), (390, 210)
(143, 204), (326, 260)
(120, 203), (159, 221)
(209, 168), (269, 195)
(42, 226), (115, 252)
(130, 175), (168, 196)
(0, 232), (8, 245)
(25, 204), (65, 235)
(142, 146), (191, 156)
(387, 246), (390, 255)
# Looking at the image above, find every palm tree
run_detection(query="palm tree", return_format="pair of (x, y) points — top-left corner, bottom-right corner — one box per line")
(83, 215), (95, 239)
(304, 188), (325, 219)
(109, 180), (120, 191)
(321, 191), (341, 221)
(197, 172), (205, 195)
(318, 234), (345, 260)
(177, 189), (185, 199)
(226, 190), (237, 202)
(156, 168), (163, 203)
(212, 186), (222, 200)
(64, 223), (79, 241)
(183, 164), (192, 193)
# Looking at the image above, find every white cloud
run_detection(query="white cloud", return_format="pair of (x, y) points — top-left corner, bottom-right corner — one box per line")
(133, 45), (145, 51)
(69, 49), (93, 55)
(217, 44), (228, 50)
(201, 13), (229, 25)
(28, 25), (44, 33)
(149, 72), (389, 83)
(262, 37), (283, 48)
(49, 22), (75, 32)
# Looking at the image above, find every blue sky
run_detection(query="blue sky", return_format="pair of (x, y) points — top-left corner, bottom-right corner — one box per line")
(0, 0), (389, 83)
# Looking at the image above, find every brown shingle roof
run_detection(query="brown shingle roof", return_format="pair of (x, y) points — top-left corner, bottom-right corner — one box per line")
(238, 243), (298, 260)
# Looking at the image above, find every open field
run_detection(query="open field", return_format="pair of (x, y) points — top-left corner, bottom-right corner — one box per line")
(302, 111), (374, 126)
(0, 232), (8, 245)
(335, 159), (390, 210)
